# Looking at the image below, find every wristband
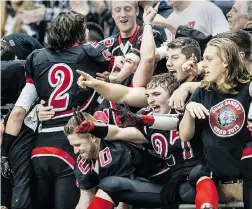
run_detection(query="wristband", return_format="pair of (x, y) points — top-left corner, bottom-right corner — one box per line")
(139, 115), (155, 126)
(143, 22), (154, 28)
(1, 133), (17, 156)
(90, 123), (109, 139)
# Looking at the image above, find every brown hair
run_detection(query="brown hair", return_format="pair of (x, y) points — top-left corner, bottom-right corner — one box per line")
(167, 37), (201, 61)
(146, 73), (180, 96)
(200, 38), (250, 94)
(47, 11), (87, 51)
(128, 48), (140, 58)
(215, 30), (252, 62)
(64, 112), (96, 136)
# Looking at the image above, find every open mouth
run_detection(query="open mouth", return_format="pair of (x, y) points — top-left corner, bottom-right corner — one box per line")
(151, 105), (161, 113)
(169, 69), (177, 76)
(120, 19), (128, 24)
(113, 65), (121, 73)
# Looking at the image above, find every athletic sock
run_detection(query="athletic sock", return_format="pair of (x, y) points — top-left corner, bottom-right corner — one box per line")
(195, 178), (218, 209)
(87, 197), (114, 209)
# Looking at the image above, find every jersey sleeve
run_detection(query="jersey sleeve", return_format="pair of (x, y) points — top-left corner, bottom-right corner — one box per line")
(15, 52), (39, 112)
(83, 42), (114, 71)
(74, 156), (100, 190)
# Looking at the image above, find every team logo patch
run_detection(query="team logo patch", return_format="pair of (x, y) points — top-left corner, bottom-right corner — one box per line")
(102, 49), (112, 61)
(209, 99), (245, 137)
(90, 42), (99, 48)
(103, 37), (114, 47)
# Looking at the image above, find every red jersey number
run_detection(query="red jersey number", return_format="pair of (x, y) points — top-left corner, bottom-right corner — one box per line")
(77, 156), (91, 174)
(99, 147), (112, 167)
(48, 64), (73, 111)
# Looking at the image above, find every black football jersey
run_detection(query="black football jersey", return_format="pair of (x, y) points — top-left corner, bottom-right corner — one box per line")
(74, 140), (163, 190)
(137, 107), (204, 168)
(1, 61), (25, 106)
(188, 83), (251, 180)
(25, 43), (112, 127)
(102, 25), (164, 56)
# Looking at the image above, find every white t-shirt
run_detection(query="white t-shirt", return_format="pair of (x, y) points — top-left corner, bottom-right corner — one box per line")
(165, 0), (229, 42)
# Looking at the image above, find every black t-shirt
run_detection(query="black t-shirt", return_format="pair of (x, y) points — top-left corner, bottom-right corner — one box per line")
(75, 139), (164, 189)
(25, 43), (112, 128)
(137, 108), (204, 168)
(1, 60), (25, 106)
(188, 83), (251, 180)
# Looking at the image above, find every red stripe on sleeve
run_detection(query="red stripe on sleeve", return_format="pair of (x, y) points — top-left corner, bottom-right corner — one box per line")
(26, 77), (34, 84)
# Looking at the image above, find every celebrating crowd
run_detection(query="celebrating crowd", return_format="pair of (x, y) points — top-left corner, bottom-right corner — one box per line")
(1, 1), (252, 209)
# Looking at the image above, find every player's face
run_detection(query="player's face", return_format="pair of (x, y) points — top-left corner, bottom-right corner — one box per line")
(146, 86), (170, 114)
(109, 53), (140, 83)
(227, 1), (249, 30)
(202, 46), (227, 84)
(111, 1), (138, 36)
(166, 48), (188, 82)
(67, 133), (98, 160)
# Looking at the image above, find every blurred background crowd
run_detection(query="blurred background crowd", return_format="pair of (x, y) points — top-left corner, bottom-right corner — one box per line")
(0, 0), (233, 46)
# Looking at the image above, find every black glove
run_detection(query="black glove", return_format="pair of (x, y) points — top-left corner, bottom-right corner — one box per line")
(1, 156), (11, 179)
(110, 102), (144, 128)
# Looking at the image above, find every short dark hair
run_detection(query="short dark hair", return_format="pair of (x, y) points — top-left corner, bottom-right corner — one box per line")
(47, 11), (87, 51)
(128, 48), (140, 59)
(146, 73), (180, 96)
(86, 22), (104, 42)
(1, 40), (15, 61)
(167, 37), (201, 61)
(215, 30), (252, 62)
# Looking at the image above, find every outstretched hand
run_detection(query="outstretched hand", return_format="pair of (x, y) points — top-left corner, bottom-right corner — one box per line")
(186, 102), (209, 119)
(182, 54), (198, 76)
(110, 103), (144, 128)
(77, 70), (97, 89)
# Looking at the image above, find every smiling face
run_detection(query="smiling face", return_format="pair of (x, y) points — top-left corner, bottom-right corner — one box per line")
(111, 1), (138, 38)
(166, 48), (189, 82)
(109, 52), (140, 83)
(202, 46), (227, 84)
(227, 1), (249, 30)
(67, 133), (99, 160)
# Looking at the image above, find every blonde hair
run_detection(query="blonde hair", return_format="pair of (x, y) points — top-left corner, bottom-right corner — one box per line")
(110, 1), (138, 10)
(200, 38), (250, 94)
(64, 112), (96, 136)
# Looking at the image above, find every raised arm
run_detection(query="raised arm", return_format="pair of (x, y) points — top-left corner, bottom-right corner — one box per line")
(77, 70), (148, 108)
(132, 4), (158, 87)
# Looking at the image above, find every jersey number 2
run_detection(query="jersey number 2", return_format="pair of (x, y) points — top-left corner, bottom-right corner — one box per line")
(48, 64), (73, 111)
